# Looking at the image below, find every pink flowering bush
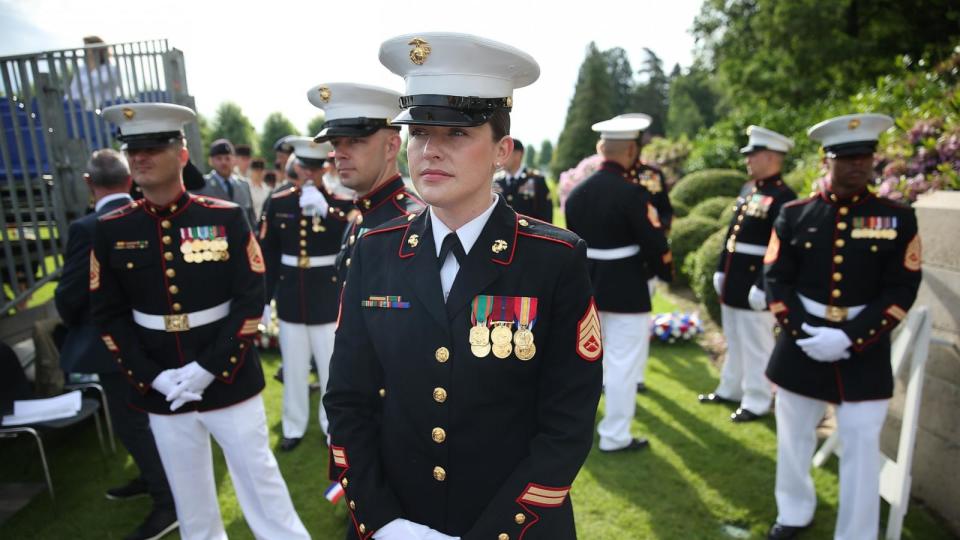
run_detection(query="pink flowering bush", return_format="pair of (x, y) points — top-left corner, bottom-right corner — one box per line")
(557, 154), (604, 210)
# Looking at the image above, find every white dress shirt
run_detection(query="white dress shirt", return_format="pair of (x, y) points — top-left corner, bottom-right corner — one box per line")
(94, 192), (132, 213)
(429, 195), (499, 302)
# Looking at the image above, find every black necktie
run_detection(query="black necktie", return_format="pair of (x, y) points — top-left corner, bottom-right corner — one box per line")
(438, 233), (466, 267)
(225, 178), (234, 199)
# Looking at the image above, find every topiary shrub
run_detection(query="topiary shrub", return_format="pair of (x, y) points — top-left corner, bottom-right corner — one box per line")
(670, 168), (747, 209)
(689, 196), (736, 221)
(668, 215), (722, 287)
(685, 228), (727, 324)
(717, 202), (736, 228)
(672, 200), (690, 218)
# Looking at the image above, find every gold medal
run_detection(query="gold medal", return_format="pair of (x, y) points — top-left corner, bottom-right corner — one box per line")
(471, 344), (491, 358)
(492, 341), (512, 359)
(180, 242), (193, 254)
(195, 239), (209, 251)
(202, 250), (214, 262)
(469, 324), (490, 347)
(516, 343), (536, 361)
(514, 327), (534, 348)
(183, 252), (195, 263)
(213, 239), (226, 252)
(491, 324), (512, 345)
(222, 251), (230, 262)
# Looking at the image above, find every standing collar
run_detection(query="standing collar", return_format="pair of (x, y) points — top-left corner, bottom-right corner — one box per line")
(356, 174), (404, 213)
(600, 160), (627, 175)
(754, 173), (783, 189)
(95, 192), (132, 213)
(430, 194), (499, 258)
(820, 185), (872, 205)
(142, 189), (191, 216)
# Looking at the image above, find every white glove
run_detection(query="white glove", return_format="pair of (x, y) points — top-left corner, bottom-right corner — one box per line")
(165, 362), (216, 411)
(152, 370), (202, 411)
(712, 272), (725, 296)
(299, 183), (329, 218)
(797, 323), (853, 362)
(747, 285), (767, 311)
(647, 277), (658, 298)
(373, 519), (431, 540)
(261, 304), (272, 328)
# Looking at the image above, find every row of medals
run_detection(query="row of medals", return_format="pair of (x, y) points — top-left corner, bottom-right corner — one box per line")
(469, 322), (536, 360)
(180, 239), (230, 263)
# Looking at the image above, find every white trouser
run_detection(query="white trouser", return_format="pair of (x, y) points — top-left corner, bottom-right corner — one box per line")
(715, 304), (776, 414)
(774, 387), (889, 540)
(149, 396), (310, 540)
(597, 311), (650, 450)
(279, 320), (335, 438)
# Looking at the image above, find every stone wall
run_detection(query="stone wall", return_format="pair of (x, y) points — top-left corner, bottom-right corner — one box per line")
(880, 190), (960, 535)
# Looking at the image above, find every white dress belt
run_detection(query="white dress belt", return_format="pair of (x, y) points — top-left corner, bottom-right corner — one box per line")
(797, 293), (866, 321)
(586, 245), (641, 260)
(132, 300), (231, 332)
(281, 254), (337, 268)
(732, 242), (768, 256)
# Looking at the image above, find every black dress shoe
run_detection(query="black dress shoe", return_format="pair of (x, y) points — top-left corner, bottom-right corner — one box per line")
(731, 408), (762, 422)
(698, 393), (737, 405)
(124, 507), (178, 540)
(636, 382), (647, 393)
(599, 437), (649, 453)
(279, 437), (302, 451)
(105, 478), (149, 500)
(767, 522), (810, 540)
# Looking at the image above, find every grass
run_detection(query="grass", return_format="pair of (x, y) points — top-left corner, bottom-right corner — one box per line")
(0, 292), (954, 539)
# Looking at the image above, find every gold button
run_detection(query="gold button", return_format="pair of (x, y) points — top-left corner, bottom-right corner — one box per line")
(514, 513), (526, 525)
(162, 235), (172, 245)
(519, 218), (529, 226)
(300, 240), (307, 247)
(433, 387), (447, 403)
(359, 524), (366, 534)
(170, 204), (177, 212)
(126, 262), (134, 269)
(222, 371), (229, 377)
(161, 220), (171, 229)
(379, 388), (386, 398)
(280, 223), (286, 229)
(882, 319), (889, 326)
(433, 466), (446, 481)
(349, 235), (356, 245)
(300, 229), (307, 237)
(833, 272), (842, 281)
(345, 258), (351, 267)
(349, 500), (356, 510)
(832, 289), (841, 298)
(230, 356), (237, 364)
(116, 357), (122, 364)
(498, 534), (509, 540)
(300, 219), (307, 226)
(168, 285), (179, 294)
(870, 245), (878, 252)
(331, 276), (338, 283)
(835, 239), (845, 248)
(300, 249), (308, 256)
(165, 268), (176, 278)
(432, 427), (446, 443)
(869, 329), (876, 335)
(127, 369), (133, 375)
(341, 478), (348, 488)
(784, 318), (790, 324)
(164, 252), (174, 261)
(749, 265), (756, 272)
(138, 382), (144, 388)
(733, 225), (740, 232)
(804, 242), (812, 249)
(737, 215), (744, 222)
(856, 338), (864, 344)
(791, 330), (798, 336)
(407, 214), (416, 221)
(830, 193), (838, 201)
(839, 207), (849, 216)
(837, 222), (848, 230)
(435, 347), (450, 363)
(239, 343), (246, 349)
(172, 302), (182, 312)
(834, 255), (844, 264)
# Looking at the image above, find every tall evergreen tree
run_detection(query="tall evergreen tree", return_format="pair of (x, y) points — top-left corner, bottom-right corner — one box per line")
(259, 112), (300, 167)
(211, 102), (256, 151)
(631, 49), (670, 136)
(539, 140), (553, 171)
(524, 145), (538, 169)
(551, 43), (616, 176)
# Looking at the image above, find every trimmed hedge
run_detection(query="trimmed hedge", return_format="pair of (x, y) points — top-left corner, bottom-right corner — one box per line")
(669, 215), (722, 287)
(689, 196), (736, 221)
(672, 200), (690, 218)
(717, 203), (736, 228)
(669, 168), (747, 209)
(684, 227), (727, 324)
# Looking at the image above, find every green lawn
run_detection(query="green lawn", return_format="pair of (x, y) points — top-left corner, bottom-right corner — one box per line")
(0, 293), (953, 539)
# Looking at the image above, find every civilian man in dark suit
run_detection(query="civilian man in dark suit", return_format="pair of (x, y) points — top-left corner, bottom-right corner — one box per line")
(55, 148), (177, 540)
(193, 139), (256, 227)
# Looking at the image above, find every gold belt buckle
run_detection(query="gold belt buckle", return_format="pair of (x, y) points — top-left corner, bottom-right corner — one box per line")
(825, 305), (848, 323)
(298, 256), (310, 268)
(163, 314), (190, 332)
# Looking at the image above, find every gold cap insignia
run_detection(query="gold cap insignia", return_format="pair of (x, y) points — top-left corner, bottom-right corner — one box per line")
(505, 96), (513, 108)
(492, 239), (509, 253)
(318, 86), (332, 103)
(409, 38), (431, 65)
(847, 118), (861, 130)
(408, 234), (420, 248)
(122, 107), (135, 120)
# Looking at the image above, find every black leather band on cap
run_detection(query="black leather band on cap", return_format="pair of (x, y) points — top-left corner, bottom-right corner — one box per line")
(118, 131), (183, 150)
(393, 95), (512, 127)
(296, 155), (327, 168)
(399, 94), (512, 113)
(825, 141), (877, 158)
(313, 117), (398, 142)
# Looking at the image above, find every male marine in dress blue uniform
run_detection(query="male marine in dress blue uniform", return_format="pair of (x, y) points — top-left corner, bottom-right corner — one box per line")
(494, 139), (553, 223)
(764, 114), (922, 540)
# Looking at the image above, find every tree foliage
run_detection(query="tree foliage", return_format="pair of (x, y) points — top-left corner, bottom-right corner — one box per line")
(211, 102), (256, 151)
(259, 112), (300, 167)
